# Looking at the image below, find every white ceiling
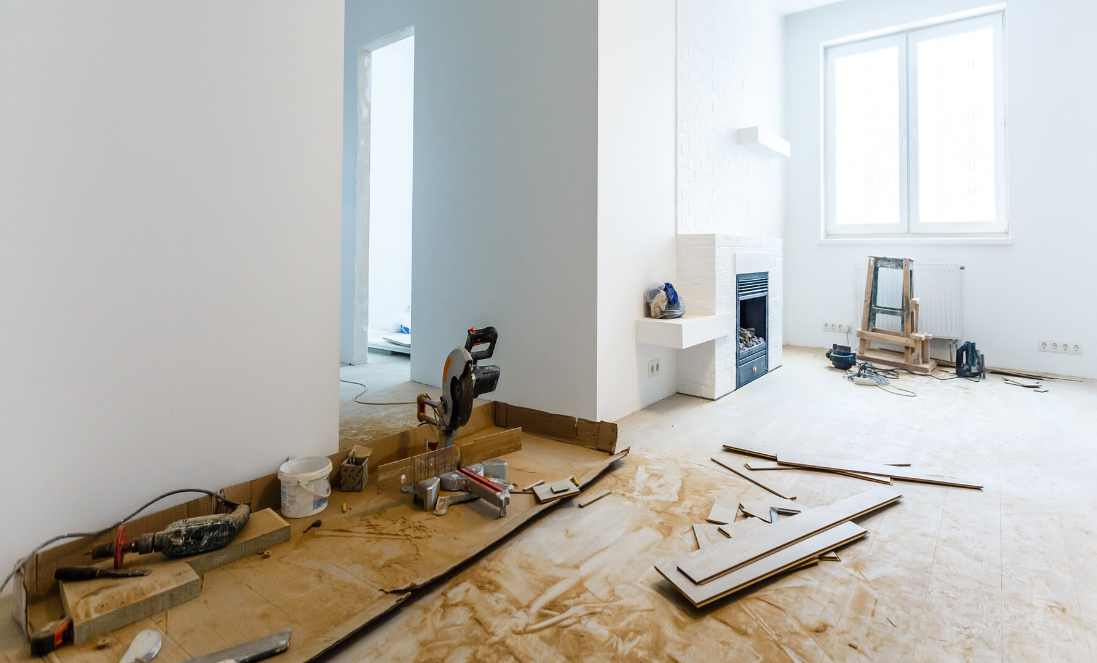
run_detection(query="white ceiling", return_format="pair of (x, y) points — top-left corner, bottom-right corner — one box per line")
(772, 0), (847, 16)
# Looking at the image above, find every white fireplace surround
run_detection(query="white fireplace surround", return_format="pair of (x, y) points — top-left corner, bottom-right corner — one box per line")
(674, 233), (783, 399)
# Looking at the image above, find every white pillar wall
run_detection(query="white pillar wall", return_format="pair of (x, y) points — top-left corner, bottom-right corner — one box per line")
(675, 233), (782, 399)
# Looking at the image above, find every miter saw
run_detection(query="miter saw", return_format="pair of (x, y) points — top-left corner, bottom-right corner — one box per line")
(417, 326), (501, 450)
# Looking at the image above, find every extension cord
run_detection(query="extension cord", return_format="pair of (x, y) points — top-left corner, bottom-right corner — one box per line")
(853, 376), (877, 386)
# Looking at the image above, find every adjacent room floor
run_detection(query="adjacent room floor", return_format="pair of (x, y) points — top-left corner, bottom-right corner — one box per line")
(331, 346), (1097, 663)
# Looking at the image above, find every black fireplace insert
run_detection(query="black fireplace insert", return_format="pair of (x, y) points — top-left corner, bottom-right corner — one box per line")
(736, 272), (768, 388)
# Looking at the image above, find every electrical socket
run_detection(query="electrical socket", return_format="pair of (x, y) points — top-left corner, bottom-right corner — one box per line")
(823, 322), (852, 333)
(648, 358), (661, 377)
(1038, 340), (1084, 355)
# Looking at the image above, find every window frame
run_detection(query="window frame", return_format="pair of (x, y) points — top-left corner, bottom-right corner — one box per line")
(823, 11), (1008, 239)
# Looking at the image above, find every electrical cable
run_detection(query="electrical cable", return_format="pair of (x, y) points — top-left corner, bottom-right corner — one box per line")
(3, 489), (237, 593)
(339, 379), (420, 406)
(844, 361), (917, 397)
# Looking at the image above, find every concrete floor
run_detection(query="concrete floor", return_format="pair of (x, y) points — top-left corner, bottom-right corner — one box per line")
(326, 345), (1097, 662)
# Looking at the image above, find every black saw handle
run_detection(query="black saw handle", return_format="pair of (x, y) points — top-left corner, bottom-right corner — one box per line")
(464, 326), (498, 361)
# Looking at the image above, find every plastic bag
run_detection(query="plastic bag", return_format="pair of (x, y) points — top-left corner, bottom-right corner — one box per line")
(645, 282), (685, 319)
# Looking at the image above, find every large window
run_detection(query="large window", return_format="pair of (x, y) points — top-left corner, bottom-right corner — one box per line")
(824, 12), (1007, 237)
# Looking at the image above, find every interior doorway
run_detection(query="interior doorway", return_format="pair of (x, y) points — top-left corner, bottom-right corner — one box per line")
(351, 27), (415, 365)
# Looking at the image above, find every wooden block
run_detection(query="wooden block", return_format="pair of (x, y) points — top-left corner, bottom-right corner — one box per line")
(459, 428), (523, 467)
(775, 453), (982, 489)
(375, 445), (460, 492)
(710, 457), (796, 500)
(532, 478), (579, 503)
(706, 498), (740, 525)
(492, 401), (508, 428)
(655, 522), (867, 607)
(678, 487), (901, 585)
(693, 524), (727, 551)
(61, 561), (199, 644)
(739, 496), (801, 523)
(576, 489), (610, 508)
(520, 480), (544, 492)
(187, 508), (290, 574)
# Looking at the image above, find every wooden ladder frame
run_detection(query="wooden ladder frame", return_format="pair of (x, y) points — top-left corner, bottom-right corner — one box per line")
(855, 256), (936, 373)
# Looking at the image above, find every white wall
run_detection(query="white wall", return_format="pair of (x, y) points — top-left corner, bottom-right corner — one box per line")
(596, 0), (679, 422)
(785, 0), (1097, 379)
(0, 1), (344, 579)
(344, 1), (599, 418)
(367, 36), (415, 335)
(677, 0), (786, 239)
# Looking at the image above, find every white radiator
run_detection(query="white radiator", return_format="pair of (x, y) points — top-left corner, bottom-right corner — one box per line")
(853, 262), (963, 340)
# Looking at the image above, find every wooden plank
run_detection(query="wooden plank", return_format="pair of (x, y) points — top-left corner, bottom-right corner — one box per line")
(775, 452), (983, 489)
(576, 490), (610, 508)
(655, 522), (868, 607)
(61, 561), (200, 644)
(856, 328), (917, 348)
(858, 347), (937, 373)
(858, 257), (875, 356)
(459, 427), (523, 467)
(375, 445), (459, 492)
(575, 419), (601, 449)
(710, 456), (796, 500)
(678, 487), (902, 585)
(744, 460), (896, 483)
(722, 442), (777, 460)
(706, 498), (740, 525)
(693, 524), (727, 551)
(738, 496), (801, 523)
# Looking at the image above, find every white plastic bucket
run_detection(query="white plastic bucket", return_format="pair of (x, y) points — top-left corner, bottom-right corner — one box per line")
(278, 456), (332, 519)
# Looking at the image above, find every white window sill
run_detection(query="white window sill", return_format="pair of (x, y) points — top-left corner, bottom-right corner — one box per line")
(819, 236), (1012, 246)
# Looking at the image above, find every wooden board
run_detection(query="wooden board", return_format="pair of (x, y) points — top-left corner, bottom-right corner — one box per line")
(375, 445), (460, 492)
(576, 489), (610, 508)
(532, 478), (579, 503)
(744, 460), (892, 484)
(655, 522), (868, 607)
(775, 452), (983, 489)
(857, 347), (937, 374)
(459, 427), (522, 467)
(692, 524), (727, 551)
(61, 562), (199, 644)
(722, 442), (777, 460)
(738, 496), (801, 523)
(678, 487), (902, 585)
(705, 498), (740, 525)
(710, 456), (796, 500)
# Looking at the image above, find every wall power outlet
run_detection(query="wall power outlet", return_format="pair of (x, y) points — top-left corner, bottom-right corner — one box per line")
(823, 322), (852, 333)
(1038, 340), (1083, 355)
(648, 358), (661, 377)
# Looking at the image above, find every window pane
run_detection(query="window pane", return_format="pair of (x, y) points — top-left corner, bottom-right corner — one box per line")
(917, 27), (996, 223)
(835, 46), (900, 225)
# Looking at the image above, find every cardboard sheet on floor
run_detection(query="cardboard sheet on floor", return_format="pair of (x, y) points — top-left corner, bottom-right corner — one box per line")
(4, 402), (626, 663)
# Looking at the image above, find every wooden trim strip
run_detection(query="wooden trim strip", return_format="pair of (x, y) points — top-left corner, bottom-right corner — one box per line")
(775, 453), (982, 490)
(744, 460), (892, 484)
(711, 457), (796, 500)
(655, 522), (867, 607)
(678, 487), (901, 585)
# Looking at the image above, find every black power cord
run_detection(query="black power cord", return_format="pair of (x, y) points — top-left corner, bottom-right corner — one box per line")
(3, 489), (238, 593)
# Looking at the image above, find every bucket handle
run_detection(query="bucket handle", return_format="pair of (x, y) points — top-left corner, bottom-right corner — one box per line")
(297, 478), (331, 499)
